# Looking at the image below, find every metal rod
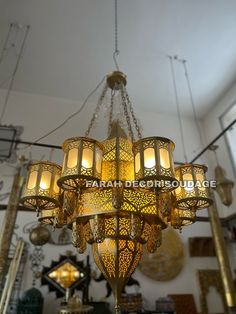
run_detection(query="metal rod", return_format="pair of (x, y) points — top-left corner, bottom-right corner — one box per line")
(190, 118), (236, 163)
(0, 157), (26, 291)
(0, 137), (61, 149)
(208, 192), (236, 309)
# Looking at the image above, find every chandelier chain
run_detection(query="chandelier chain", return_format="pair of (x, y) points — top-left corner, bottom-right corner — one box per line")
(108, 89), (115, 135)
(122, 85), (142, 139)
(181, 60), (204, 149)
(113, 0), (120, 70)
(121, 84), (134, 142)
(169, 56), (188, 162)
(85, 84), (108, 137)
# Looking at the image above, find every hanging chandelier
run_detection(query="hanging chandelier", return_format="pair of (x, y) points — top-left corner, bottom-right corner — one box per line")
(20, 70), (213, 312)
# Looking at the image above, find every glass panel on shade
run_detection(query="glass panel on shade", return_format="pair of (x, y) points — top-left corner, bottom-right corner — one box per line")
(82, 148), (93, 168)
(144, 148), (155, 168)
(40, 171), (52, 190)
(196, 173), (205, 191)
(95, 148), (102, 173)
(183, 173), (194, 192)
(135, 152), (140, 173)
(54, 174), (60, 193)
(27, 171), (38, 189)
(160, 148), (170, 168)
(67, 148), (78, 169)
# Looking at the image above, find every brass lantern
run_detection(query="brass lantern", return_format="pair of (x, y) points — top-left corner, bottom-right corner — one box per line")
(171, 208), (196, 229)
(20, 161), (61, 213)
(214, 165), (234, 206)
(133, 137), (178, 191)
(174, 164), (212, 210)
(92, 216), (143, 313)
(57, 137), (103, 190)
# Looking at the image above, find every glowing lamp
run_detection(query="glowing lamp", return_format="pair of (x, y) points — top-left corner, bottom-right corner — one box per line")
(174, 164), (212, 211)
(20, 161), (61, 213)
(58, 137), (103, 191)
(133, 137), (177, 191)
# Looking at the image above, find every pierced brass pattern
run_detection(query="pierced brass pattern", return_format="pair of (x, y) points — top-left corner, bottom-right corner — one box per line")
(102, 136), (134, 181)
(174, 164), (212, 210)
(133, 137), (177, 191)
(58, 137), (103, 190)
(147, 224), (162, 253)
(20, 161), (61, 211)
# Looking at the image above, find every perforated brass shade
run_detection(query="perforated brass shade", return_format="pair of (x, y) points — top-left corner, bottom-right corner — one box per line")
(133, 137), (177, 191)
(171, 208), (196, 229)
(92, 236), (142, 311)
(20, 161), (61, 211)
(174, 164), (212, 210)
(58, 137), (103, 190)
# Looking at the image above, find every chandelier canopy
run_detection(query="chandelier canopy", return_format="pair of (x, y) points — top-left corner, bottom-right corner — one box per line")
(20, 71), (212, 313)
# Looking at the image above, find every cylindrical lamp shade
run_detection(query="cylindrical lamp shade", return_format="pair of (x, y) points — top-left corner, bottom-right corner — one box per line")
(171, 208), (196, 229)
(174, 164), (212, 210)
(20, 161), (61, 212)
(58, 137), (103, 190)
(38, 208), (67, 228)
(134, 137), (177, 191)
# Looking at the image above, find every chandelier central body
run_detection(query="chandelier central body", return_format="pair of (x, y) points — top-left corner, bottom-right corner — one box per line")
(20, 71), (212, 313)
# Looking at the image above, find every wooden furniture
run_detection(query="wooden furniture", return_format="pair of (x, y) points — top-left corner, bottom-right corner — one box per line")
(168, 294), (197, 314)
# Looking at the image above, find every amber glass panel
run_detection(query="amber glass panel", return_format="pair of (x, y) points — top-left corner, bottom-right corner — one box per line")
(183, 173), (194, 192)
(67, 148), (78, 169)
(144, 148), (155, 168)
(40, 171), (52, 190)
(27, 171), (38, 189)
(135, 152), (141, 173)
(82, 148), (93, 168)
(160, 148), (170, 169)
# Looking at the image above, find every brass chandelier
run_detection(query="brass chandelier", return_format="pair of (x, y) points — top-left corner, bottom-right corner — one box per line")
(20, 70), (212, 312)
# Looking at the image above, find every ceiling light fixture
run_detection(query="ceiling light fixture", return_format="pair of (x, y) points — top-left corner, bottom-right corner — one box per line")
(20, 2), (212, 312)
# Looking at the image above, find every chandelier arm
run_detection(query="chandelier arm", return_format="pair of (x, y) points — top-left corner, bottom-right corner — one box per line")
(120, 84), (135, 142)
(85, 83), (108, 137)
(122, 85), (142, 139)
(108, 89), (115, 135)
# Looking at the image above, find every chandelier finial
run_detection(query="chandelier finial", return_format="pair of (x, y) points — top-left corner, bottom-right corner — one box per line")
(107, 71), (127, 89)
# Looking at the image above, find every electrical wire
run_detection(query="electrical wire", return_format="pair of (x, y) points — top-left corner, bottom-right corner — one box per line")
(169, 56), (188, 163)
(17, 75), (106, 151)
(181, 59), (205, 149)
(0, 25), (30, 124)
(0, 23), (13, 65)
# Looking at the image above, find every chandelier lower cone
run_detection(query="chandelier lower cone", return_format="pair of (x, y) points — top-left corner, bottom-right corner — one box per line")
(20, 71), (212, 313)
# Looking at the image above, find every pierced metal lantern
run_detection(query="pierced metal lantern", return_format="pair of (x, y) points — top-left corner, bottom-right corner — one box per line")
(92, 216), (143, 313)
(58, 137), (103, 190)
(174, 164), (212, 210)
(20, 161), (61, 213)
(133, 137), (178, 191)
(38, 191), (77, 228)
(171, 208), (196, 229)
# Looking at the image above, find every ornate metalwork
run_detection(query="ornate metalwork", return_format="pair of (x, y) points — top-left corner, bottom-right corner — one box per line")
(174, 164), (212, 210)
(19, 71), (214, 312)
(20, 161), (61, 213)
(58, 137), (103, 190)
(133, 137), (177, 191)
(198, 269), (228, 314)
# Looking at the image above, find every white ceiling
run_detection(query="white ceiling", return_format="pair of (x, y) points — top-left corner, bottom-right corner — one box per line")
(1, 0), (236, 117)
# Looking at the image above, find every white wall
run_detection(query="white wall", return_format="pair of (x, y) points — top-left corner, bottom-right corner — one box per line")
(0, 89), (228, 313)
(202, 81), (236, 218)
